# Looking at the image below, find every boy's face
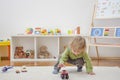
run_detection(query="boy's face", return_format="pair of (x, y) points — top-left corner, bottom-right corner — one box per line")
(72, 48), (84, 55)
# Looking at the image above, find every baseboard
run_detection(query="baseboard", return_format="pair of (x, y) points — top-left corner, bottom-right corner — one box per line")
(1, 56), (120, 60)
(91, 57), (120, 60)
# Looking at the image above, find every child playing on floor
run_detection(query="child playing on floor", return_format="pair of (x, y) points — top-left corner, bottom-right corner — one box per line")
(53, 36), (95, 75)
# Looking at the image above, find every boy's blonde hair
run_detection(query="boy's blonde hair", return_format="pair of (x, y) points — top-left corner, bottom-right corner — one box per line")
(70, 36), (86, 51)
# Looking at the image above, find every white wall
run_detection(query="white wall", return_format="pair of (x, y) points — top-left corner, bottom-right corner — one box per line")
(0, 0), (96, 39)
(0, 0), (120, 58)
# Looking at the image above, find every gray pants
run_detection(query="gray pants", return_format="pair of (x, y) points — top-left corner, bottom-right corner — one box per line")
(54, 57), (85, 71)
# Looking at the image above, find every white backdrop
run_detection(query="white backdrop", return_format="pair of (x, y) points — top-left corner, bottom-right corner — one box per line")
(0, 0), (95, 39)
(0, 0), (120, 57)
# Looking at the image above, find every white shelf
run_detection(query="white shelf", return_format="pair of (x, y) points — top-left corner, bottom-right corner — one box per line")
(11, 35), (87, 63)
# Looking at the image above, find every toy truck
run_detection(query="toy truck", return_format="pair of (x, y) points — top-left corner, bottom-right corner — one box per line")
(60, 70), (69, 80)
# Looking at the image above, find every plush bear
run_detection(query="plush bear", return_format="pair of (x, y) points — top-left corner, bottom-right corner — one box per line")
(25, 50), (34, 58)
(14, 46), (25, 58)
(37, 45), (51, 58)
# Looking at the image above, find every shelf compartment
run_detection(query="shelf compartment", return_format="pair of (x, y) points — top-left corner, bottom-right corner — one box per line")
(11, 37), (35, 61)
(36, 37), (59, 59)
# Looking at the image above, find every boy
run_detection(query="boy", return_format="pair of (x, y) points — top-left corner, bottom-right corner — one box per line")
(53, 36), (95, 75)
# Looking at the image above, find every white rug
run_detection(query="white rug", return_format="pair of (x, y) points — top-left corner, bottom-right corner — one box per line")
(0, 66), (120, 80)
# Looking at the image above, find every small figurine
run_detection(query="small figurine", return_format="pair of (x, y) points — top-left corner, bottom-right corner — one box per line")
(2, 66), (13, 72)
(16, 69), (20, 73)
(61, 70), (69, 80)
(21, 66), (27, 72)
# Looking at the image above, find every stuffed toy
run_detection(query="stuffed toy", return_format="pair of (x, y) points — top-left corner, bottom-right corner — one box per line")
(25, 50), (34, 58)
(37, 45), (52, 58)
(14, 46), (25, 58)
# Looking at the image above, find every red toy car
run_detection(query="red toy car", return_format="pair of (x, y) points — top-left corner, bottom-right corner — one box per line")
(61, 70), (69, 80)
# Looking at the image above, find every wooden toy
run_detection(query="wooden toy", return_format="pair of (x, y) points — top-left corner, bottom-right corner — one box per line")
(76, 26), (80, 34)
(41, 29), (47, 35)
(34, 27), (41, 35)
(67, 29), (73, 35)
(25, 28), (33, 34)
(55, 28), (61, 35)
(48, 29), (54, 35)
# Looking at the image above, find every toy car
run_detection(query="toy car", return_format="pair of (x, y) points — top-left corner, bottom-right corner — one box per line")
(60, 70), (69, 80)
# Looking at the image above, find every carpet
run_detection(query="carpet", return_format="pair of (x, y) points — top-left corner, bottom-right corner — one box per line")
(0, 66), (120, 80)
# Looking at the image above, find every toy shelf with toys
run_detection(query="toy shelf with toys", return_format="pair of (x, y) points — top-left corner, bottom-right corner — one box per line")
(10, 35), (88, 64)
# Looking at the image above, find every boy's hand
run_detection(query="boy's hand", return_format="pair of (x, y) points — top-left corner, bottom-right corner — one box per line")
(58, 63), (65, 67)
(87, 72), (95, 75)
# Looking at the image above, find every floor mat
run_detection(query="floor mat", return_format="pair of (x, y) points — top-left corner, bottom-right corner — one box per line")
(0, 66), (120, 80)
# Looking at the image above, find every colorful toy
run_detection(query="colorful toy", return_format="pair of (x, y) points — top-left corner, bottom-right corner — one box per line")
(48, 29), (54, 35)
(67, 29), (73, 35)
(104, 28), (109, 36)
(41, 29), (47, 35)
(34, 27), (41, 35)
(25, 28), (33, 34)
(55, 28), (61, 35)
(60, 70), (69, 80)
(2, 66), (13, 72)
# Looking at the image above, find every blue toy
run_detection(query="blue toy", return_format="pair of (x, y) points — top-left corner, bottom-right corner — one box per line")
(2, 66), (13, 72)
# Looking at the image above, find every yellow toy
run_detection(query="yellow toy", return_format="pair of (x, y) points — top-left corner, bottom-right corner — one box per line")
(41, 29), (47, 35)
(55, 28), (61, 35)
(67, 29), (73, 35)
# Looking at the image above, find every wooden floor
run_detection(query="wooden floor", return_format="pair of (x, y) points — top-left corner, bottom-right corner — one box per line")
(0, 59), (120, 67)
